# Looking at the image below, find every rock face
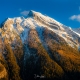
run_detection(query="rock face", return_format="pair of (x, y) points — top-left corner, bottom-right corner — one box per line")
(0, 10), (80, 80)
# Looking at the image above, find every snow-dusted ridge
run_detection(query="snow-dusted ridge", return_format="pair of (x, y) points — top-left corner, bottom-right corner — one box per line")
(1, 10), (80, 48)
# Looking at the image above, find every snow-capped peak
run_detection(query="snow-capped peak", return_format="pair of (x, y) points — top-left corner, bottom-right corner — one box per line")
(1, 10), (80, 48)
(27, 10), (36, 17)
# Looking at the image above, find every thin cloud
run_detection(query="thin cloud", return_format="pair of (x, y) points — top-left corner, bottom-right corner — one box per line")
(20, 10), (29, 16)
(69, 14), (80, 22)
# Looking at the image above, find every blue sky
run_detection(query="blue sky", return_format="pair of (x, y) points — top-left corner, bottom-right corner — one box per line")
(0, 0), (80, 28)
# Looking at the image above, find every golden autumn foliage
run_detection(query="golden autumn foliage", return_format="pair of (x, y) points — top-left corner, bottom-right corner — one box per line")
(4, 39), (21, 80)
(0, 53), (8, 80)
(0, 28), (80, 80)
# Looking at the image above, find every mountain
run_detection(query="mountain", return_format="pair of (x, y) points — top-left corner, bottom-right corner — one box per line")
(0, 10), (80, 80)
(73, 28), (80, 34)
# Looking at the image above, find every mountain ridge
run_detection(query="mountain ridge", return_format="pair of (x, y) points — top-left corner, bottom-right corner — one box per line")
(0, 10), (80, 48)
